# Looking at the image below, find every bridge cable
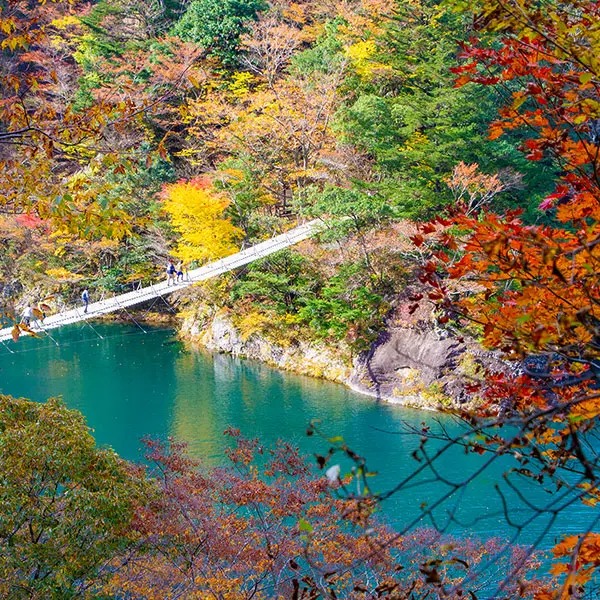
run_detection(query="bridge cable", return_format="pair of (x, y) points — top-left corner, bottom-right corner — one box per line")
(113, 296), (147, 334)
(0, 326), (171, 357)
(0, 338), (15, 354)
(33, 318), (60, 347)
(79, 310), (106, 340)
(149, 282), (179, 315)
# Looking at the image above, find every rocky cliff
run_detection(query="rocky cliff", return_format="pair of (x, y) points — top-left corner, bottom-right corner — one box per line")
(181, 309), (352, 383)
(349, 326), (500, 410)
(180, 300), (502, 412)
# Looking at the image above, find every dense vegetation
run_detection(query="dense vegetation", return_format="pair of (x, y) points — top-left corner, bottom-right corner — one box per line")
(0, 0), (552, 350)
(0, 395), (546, 598)
(1, 0), (600, 596)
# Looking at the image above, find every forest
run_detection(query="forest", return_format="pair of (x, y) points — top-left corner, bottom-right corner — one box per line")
(0, 0), (599, 597)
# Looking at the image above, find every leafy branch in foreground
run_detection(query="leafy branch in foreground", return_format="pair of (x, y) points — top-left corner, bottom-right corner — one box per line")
(403, 0), (600, 595)
(107, 429), (544, 599)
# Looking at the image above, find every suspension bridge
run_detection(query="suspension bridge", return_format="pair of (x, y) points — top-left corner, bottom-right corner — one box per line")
(0, 220), (321, 345)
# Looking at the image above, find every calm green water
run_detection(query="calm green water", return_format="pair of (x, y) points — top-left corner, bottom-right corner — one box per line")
(0, 323), (594, 552)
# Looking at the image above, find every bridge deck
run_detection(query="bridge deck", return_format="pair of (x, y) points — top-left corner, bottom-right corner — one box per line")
(0, 220), (320, 344)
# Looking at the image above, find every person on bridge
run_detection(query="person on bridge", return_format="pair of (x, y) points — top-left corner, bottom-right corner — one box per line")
(82, 289), (90, 313)
(176, 261), (184, 283)
(166, 260), (177, 286)
(20, 305), (33, 326)
(37, 301), (47, 322)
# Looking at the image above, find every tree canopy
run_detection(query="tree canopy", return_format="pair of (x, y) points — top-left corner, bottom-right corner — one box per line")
(3, 0), (600, 595)
(0, 395), (148, 599)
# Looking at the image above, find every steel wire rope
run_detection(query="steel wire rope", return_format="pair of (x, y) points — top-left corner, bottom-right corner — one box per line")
(111, 294), (147, 334)
(77, 307), (106, 340)
(147, 282), (179, 316)
(29, 316), (60, 347)
(0, 326), (175, 357)
(0, 338), (15, 354)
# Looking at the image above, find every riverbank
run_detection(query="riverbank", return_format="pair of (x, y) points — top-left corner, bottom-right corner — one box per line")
(178, 303), (502, 413)
(4, 278), (500, 413)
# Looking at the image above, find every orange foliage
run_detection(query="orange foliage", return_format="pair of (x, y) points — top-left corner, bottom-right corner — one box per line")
(421, 0), (600, 594)
(103, 435), (543, 599)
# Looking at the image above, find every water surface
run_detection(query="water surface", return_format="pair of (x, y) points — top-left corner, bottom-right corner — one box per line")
(0, 323), (593, 553)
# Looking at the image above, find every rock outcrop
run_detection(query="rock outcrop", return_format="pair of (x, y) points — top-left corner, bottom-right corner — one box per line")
(349, 325), (501, 410)
(179, 300), (503, 412)
(181, 309), (351, 383)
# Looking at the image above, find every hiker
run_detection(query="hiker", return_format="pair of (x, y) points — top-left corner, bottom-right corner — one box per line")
(176, 261), (184, 283)
(82, 288), (90, 313)
(37, 302), (46, 322)
(20, 305), (33, 326)
(166, 260), (177, 286)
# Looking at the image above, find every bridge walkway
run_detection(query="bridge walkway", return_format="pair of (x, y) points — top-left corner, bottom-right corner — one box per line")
(0, 220), (320, 344)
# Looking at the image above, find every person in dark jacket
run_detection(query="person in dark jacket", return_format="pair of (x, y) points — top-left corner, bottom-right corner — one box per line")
(82, 289), (90, 313)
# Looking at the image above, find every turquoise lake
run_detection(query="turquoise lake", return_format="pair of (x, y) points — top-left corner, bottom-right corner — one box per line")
(0, 323), (593, 559)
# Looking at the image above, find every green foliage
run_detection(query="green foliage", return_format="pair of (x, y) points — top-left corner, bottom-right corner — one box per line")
(308, 184), (394, 229)
(298, 262), (388, 350)
(290, 19), (345, 75)
(171, 0), (267, 66)
(93, 236), (158, 291)
(216, 159), (275, 241)
(231, 249), (393, 350)
(73, 0), (189, 109)
(328, 0), (554, 220)
(231, 250), (318, 314)
(331, 4), (484, 216)
(72, 10), (128, 110)
(0, 396), (148, 599)
(99, 149), (175, 222)
(334, 95), (404, 166)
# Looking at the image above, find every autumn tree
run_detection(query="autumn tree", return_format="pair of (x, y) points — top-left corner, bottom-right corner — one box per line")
(0, 0), (189, 283)
(162, 177), (243, 264)
(406, 0), (600, 595)
(0, 0), (141, 223)
(240, 13), (306, 86)
(445, 161), (522, 216)
(0, 393), (549, 599)
(0, 395), (149, 599)
(104, 432), (544, 599)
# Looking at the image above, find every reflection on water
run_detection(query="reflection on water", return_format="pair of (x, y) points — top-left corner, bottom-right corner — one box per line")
(0, 323), (595, 551)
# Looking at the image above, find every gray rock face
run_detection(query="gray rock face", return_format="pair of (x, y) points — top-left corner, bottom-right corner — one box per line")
(206, 315), (245, 354)
(350, 326), (502, 409)
(361, 328), (459, 384)
(182, 311), (351, 383)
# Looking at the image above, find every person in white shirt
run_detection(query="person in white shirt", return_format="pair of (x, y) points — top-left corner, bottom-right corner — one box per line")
(20, 305), (33, 326)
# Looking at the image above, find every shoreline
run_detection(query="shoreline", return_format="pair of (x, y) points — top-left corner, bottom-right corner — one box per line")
(176, 310), (453, 414)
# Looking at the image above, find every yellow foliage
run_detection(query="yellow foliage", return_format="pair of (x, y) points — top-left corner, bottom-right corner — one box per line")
(402, 130), (430, 151)
(571, 398), (600, 421)
(346, 40), (377, 62)
(236, 310), (270, 341)
(50, 15), (81, 29)
(282, 3), (308, 26)
(217, 168), (246, 184)
(282, 312), (302, 326)
(578, 482), (600, 507)
(45, 267), (84, 282)
(162, 178), (243, 264)
(90, 238), (120, 251)
(228, 72), (256, 99)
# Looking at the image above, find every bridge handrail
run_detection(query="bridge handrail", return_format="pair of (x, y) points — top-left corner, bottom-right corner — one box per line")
(0, 220), (322, 343)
